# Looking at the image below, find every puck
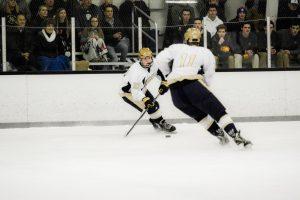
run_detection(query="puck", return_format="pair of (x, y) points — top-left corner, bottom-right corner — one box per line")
(165, 134), (171, 138)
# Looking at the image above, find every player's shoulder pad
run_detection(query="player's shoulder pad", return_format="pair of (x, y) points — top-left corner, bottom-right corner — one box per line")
(128, 61), (142, 72)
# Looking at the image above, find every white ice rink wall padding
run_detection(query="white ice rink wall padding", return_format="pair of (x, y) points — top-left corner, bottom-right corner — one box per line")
(0, 71), (299, 124)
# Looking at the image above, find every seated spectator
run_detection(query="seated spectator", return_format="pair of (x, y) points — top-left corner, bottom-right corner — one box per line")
(99, 0), (119, 18)
(236, 22), (259, 68)
(7, 14), (38, 71)
(44, 0), (58, 18)
(164, 3), (195, 47)
(75, 0), (99, 28)
(165, 2), (195, 28)
(206, 0), (227, 21)
(193, 17), (212, 49)
(30, 5), (48, 35)
(277, 22), (300, 68)
(203, 4), (223, 37)
(257, 21), (280, 68)
(1, 0), (31, 21)
(102, 6), (129, 65)
(33, 18), (70, 71)
(212, 24), (240, 68)
(29, 0), (47, 19)
(1, 0), (21, 26)
(54, 8), (71, 55)
(80, 16), (108, 62)
(55, 0), (79, 17)
(227, 7), (250, 34)
(277, 0), (300, 30)
(170, 9), (193, 44)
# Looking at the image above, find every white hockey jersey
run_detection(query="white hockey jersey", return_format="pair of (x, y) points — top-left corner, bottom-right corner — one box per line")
(120, 61), (162, 102)
(155, 43), (216, 86)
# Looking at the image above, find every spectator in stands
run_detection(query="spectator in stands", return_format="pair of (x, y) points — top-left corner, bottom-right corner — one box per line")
(212, 24), (240, 68)
(197, 0), (227, 21)
(80, 16), (108, 62)
(227, 7), (249, 34)
(236, 22), (259, 68)
(164, 3), (195, 47)
(76, 0), (99, 28)
(7, 14), (38, 71)
(33, 18), (70, 71)
(119, 0), (151, 50)
(193, 17), (212, 49)
(55, 0), (79, 17)
(102, 5), (129, 66)
(208, 0), (227, 21)
(245, 0), (266, 31)
(30, 5), (48, 35)
(277, 22), (300, 67)
(257, 21), (280, 68)
(1, 0), (31, 21)
(99, 0), (118, 18)
(165, 3), (195, 27)
(170, 9), (194, 44)
(1, 0), (21, 26)
(277, 0), (300, 30)
(203, 4), (223, 38)
(44, 0), (57, 18)
(54, 8), (71, 55)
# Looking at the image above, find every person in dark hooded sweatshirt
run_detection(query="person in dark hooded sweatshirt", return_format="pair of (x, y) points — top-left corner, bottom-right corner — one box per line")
(7, 14), (38, 71)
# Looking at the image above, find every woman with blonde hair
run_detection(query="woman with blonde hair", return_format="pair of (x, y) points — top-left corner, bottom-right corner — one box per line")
(1, 0), (20, 26)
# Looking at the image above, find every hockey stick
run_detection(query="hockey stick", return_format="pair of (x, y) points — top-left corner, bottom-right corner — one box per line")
(124, 94), (160, 137)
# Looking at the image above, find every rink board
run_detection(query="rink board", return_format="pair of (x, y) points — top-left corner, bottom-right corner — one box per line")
(0, 71), (299, 124)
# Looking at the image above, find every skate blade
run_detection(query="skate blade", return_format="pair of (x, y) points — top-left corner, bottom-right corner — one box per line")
(219, 140), (230, 145)
(165, 129), (177, 134)
(244, 142), (253, 149)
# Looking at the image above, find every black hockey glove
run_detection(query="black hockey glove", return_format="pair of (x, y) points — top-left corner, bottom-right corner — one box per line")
(158, 81), (169, 95)
(142, 97), (155, 109)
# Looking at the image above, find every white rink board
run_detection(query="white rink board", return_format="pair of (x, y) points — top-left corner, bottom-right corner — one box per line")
(0, 71), (299, 123)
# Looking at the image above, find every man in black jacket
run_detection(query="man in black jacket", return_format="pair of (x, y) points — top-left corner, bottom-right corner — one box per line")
(75, 0), (99, 28)
(277, 22), (300, 67)
(227, 7), (249, 34)
(257, 21), (280, 68)
(236, 22), (259, 68)
(102, 5), (129, 64)
(7, 14), (38, 71)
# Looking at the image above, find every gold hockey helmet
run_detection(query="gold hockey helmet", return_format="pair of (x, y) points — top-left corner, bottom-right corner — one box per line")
(184, 28), (201, 43)
(139, 48), (153, 59)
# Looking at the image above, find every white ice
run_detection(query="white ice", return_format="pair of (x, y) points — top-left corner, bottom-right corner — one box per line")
(0, 121), (300, 200)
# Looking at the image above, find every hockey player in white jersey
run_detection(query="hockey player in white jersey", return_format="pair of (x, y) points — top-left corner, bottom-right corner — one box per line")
(155, 28), (252, 147)
(120, 48), (176, 133)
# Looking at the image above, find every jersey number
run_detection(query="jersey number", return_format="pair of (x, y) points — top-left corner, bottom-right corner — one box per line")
(179, 54), (197, 67)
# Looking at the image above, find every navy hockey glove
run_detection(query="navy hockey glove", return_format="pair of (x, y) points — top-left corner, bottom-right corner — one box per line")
(142, 97), (155, 109)
(158, 81), (169, 95)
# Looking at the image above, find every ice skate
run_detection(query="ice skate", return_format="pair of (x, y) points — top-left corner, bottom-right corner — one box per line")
(234, 131), (252, 148)
(216, 130), (230, 145)
(150, 119), (176, 133)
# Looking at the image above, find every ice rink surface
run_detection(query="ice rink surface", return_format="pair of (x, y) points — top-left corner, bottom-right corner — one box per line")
(0, 121), (300, 200)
